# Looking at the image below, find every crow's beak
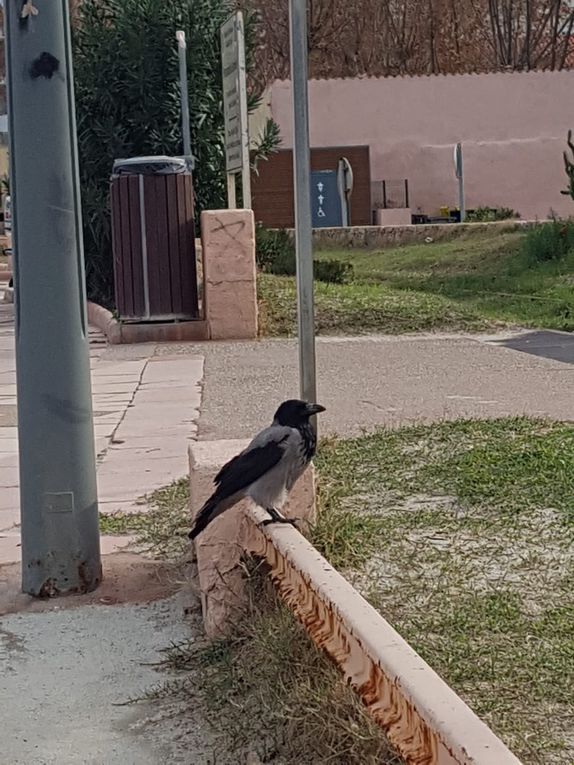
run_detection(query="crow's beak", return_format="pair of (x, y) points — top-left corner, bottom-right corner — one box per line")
(306, 403), (326, 415)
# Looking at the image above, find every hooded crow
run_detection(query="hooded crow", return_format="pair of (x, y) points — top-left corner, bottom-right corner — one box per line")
(188, 399), (326, 540)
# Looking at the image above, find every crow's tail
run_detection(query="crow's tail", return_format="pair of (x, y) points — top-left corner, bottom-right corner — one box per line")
(188, 496), (220, 540)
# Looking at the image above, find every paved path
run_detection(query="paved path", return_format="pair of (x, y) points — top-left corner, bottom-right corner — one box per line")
(0, 304), (217, 764)
(0, 303), (203, 565)
(174, 331), (574, 440)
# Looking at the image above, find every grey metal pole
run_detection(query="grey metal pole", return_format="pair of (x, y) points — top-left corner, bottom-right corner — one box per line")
(458, 171), (466, 223)
(5, 0), (101, 596)
(176, 31), (193, 165)
(455, 142), (466, 223)
(289, 0), (317, 405)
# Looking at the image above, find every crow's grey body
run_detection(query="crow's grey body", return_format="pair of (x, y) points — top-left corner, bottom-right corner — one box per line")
(245, 424), (309, 508)
(188, 400), (325, 540)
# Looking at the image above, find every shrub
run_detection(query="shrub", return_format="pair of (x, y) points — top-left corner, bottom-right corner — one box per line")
(255, 225), (295, 274)
(74, 0), (279, 307)
(255, 226), (353, 283)
(522, 219), (574, 263)
(314, 259), (353, 284)
(467, 206), (520, 222)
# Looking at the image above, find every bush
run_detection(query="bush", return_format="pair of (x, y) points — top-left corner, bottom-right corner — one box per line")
(255, 226), (353, 283)
(467, 206), (520, 222)
(255, 226), (295, 274)
(522, 219), (574, 262)
(74, 0), (279, 307)
(314, 259), (353, 284)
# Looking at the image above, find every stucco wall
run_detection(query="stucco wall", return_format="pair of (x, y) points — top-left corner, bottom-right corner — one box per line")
(265, 71), (574, 220)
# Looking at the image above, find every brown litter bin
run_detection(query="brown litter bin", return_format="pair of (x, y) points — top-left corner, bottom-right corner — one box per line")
(110, 156), (199, 322)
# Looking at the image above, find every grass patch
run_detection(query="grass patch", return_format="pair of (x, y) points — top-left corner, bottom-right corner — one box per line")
(157, 560), (400, 765)
(315, 417), (574, 764)
(258, 272), (490, 336)
(98, 476), (190, 558)
(258, 228), (574, 335)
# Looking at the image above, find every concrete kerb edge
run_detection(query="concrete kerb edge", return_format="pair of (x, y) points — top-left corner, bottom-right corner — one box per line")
(243, 508), (523, 765)
(188, 438), (522, 765)
(87, 301), (122, 344)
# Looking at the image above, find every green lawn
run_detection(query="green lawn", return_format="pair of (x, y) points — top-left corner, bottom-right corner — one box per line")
(314, 418), (574, 765)
(258, 230), (574, 335)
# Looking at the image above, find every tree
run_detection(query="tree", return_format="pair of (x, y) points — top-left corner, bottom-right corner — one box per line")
(241, 0), (574, 83)
(73, 0), (277, 307)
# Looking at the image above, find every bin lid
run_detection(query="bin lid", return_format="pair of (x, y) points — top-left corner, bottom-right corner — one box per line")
(112, 156), (188, 176)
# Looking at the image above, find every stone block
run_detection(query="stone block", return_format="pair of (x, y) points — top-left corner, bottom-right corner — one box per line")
(201, 210), (258, 340)
(189, 439), (316, 638)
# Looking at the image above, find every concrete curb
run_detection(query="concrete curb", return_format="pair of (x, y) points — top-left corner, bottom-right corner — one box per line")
(87, 301), (121, 344)
(245, 507), (523, 765)
(189, 440), (522, 763)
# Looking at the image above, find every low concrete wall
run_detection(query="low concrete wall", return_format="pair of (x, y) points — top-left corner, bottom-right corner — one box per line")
(308, 219), (538, 249)
(245, 507), (522, 765)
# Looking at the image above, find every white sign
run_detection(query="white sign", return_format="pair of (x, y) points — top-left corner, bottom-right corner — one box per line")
(220, 12), (249, 176)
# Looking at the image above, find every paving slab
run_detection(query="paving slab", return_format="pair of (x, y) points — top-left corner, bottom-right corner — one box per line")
(0, 308), (204, 565)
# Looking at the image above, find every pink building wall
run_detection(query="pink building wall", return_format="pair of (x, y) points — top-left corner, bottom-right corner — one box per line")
(267, 71), (574, 220)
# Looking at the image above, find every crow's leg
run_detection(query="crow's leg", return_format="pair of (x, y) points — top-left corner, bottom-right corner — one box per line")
(260, 507), (299, 528)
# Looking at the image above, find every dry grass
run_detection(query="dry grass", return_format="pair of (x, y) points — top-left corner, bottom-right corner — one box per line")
(110, 419), (574, 763)
(155, 558), (401, 765)
(105, 478), (399, 763)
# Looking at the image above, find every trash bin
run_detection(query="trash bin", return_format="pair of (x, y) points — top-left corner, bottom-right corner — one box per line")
(110, 156), (199, 322)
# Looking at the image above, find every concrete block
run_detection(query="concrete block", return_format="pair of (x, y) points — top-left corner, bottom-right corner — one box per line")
(189, 438), (316, 638)
(374, 208), (412, 226)
(201, 210), (258, 340)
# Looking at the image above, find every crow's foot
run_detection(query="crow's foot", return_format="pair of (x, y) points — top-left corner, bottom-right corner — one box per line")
(259, 507), (299, 528)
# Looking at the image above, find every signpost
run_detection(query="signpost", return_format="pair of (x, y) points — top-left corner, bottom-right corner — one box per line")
(220, 11), (251, 209)
(289, 0), (317, 406)
(454, 142), (466, 222)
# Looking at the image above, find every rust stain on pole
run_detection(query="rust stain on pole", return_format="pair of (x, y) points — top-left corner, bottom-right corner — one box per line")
(244, 506), (523, 765)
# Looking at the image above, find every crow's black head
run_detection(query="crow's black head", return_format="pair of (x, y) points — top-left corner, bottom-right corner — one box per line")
(273, 399), (326, 427)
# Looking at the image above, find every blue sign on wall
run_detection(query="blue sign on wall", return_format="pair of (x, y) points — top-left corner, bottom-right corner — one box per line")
(311, 170), (342, 228)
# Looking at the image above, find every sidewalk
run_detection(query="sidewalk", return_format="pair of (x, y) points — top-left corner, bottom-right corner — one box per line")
(0, 303), (220, 764)
(0, 303), (203, 565)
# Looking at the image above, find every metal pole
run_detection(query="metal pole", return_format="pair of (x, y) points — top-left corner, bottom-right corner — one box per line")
(458, 169), (466, 223)
(455, 142), (466, 223)
(5, 0), (101, 596)
(236, 13), (251, 209)
(289, 0), (317, 405)
(227, 173), (237, 208)
(176, 31), (193, 165)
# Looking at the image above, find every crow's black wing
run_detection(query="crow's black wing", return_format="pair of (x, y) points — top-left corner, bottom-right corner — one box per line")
(189, 428), (292, 540)
(213, 435), (289, 499)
